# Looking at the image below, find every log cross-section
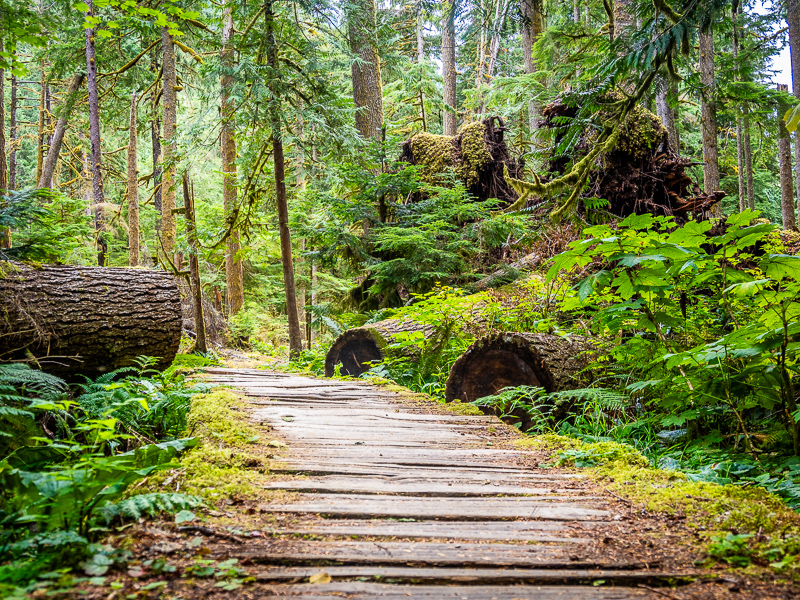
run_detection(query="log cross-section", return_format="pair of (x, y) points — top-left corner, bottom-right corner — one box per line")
(0, 262), (182, 379)
(445, 332), (593, 404)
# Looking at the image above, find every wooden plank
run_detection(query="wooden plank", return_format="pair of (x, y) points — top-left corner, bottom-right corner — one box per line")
(259, 476), (581, 497)
(236, 540), (652, 569)
(266, 494), (611, 521)
(253, 566), (692, 586)
(252, 583), (652, 599)
(270, 462), (579, 480)
(268, 519), (596, 542)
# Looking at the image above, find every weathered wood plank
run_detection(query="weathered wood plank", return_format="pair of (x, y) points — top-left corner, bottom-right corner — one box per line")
(269, 519), (596, 542)
(266, 494), (611, 521)
(270, 462), (579, 480)
(253, 566), (690, 586)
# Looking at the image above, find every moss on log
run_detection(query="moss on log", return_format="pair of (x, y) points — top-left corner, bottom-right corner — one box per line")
(400, 117), (523, 205)
(0, 262), (182, 379)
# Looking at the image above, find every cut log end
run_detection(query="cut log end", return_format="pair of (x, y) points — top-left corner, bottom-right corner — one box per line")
(445, 333), (592, 404)
(324, 329), (385, 378)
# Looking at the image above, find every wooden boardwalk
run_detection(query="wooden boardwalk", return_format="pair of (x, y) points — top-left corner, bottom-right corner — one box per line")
(206, 368), (686, 599)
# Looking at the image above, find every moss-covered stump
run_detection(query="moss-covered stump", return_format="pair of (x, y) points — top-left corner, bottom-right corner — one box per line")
(445, 332), (594, 429)
(400, 117), (523, 205)
(324, 317), (435, 378)
(540, 96), (725, 221)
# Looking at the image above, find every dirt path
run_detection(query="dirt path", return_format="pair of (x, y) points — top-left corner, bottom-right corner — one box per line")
(202, 368), (697, 599)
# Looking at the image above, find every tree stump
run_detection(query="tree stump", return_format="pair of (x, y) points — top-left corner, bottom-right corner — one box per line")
(0, 262), (182, 380)
(324, 318), (433, 378)
(445, 333), (594, 427)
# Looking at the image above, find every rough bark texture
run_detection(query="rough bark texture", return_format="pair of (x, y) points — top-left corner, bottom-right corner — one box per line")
(221, 7), (244, 316)
(151, 70), (163, 220)
(442, 3), (457, 136)
(699, 26), (720, 214)
(779, 84), (797, 230)
(744, 110), (755, 210)
(325, 318), (435, 378)
(0, 262), (182, 380)
(655, 76), (679, 152)
(36, 70), (45, 186)
(732, 3), (745, 212)
(399, 116), (523, 204)
(160, 27), (178, 259)
(38, 73), (85, 190)
(85, 4), (107, 266)
(416, 1), (424, 62)
(266, 0), (303, 357)
(183, 173), (207, 352)
(788, 0), (800, 216)
(9, 75), (16, 192)
(445, 332), (593, 429)
(0, 66), (6, 197)
(128, 91), (140, 266)
(520, 0), (543, 133)
(348, 0), (383, 140)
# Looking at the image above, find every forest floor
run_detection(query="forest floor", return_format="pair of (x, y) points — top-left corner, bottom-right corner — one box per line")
(77, 363), (800, 600)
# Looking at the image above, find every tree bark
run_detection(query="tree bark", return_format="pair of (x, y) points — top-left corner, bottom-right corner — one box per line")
(36, 69), (45, 187)
(520, 0), (543, 134)
(655, 75), (679, 152)
(779, 84), (797, 230)
(221, 5), (244, 316)
(151, 53), (163, 220)
(699, 26), (720, 216)
(442, 2), (457, 135)
(485, 0), (512, 83)
(0, 262), (182, 380)
(182, 172), (207, 353)
(416, 1), (425, 62)
(266, 0), (303, 358)
(788, 0), (800, 218)
(38, 73), (85, 189)
(744, 109), (755, 210)
(160, 27), (178, 260)
(324, 317), (435, 377)
(348, 0), (383, 140)
(0, 61), (7, 249)
(128, 90), (140, 266)
(85, 1), (107, 266)
(9, 75), (17, 192)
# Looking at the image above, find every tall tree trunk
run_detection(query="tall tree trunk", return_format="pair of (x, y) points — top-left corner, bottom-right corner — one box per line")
(0, 60), (8, 249)
(573, 0), (581, 22)
(779, 84), (797, 229)
(475, 0), (486, 91)
(221, 5), (244, 316)
(442, 2), (457, 135)
(655, 76), (679, 152)
(521, 0), (543, 133)
(9, 75), (17, 192)
(348, 0), (383, 140)
(309, 259), (317, 345)
(183, 172), (207, 353)
(128, 91), (140, 266)
(485, 0), (512, 82)
(160, 27), (178, 260)
(266, 0), (303, 358)
(699, 26), (720, 216)
(38, 73), (85, 189)
(732, 3), (745, 212)
(44, 84), (52, 187)
(789, 0), (800, 219)
(151, 54), (163, 222)
(85, 1), (107, 266)
(36, 69), (45, 187)
(416, 1), (425, 62)
(744, 109), (755, 210)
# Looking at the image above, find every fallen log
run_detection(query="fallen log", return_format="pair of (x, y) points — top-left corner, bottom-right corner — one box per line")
(445, 332), (594, 428)
(324, 318), (434, 378)
(0, 262), (182, 379)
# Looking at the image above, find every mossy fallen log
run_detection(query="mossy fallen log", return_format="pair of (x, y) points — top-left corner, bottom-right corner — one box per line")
(445, 332), (594, 428)
(324, 318), (434, 378)
(0, 262), (182, 379)
(399, 117), (523, 205)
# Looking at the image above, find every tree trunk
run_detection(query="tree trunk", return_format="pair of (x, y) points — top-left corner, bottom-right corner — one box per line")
(744, 109), (755, 210)
(779, 84), (797, 230)
(151, 54), (163, 220)
(221, 6), (244, 316)
(9, 75), (16, 192)
(485, 0), (512, 82)
(444, 332), (594, 430)
(160, 27), (178, 260)
(655, 76), (679, 152)
(0, 262), (182, 380)
(128, 90), (140, 266)
(85, 1), (107, 266)
(0, 61), (7, 249)
(36, 69), (45, 187)
(38, 73), (85, 189)
(182, 172), (207, 353)
(521, 0), (543, 133)
(266, 0), (303, 358)
(348, 0), (383, 140)
(416, 1), (424, 62)
(787, 0), (800, 218)
(324, 317), (435, 377)
(442, 2), (457, 135)
(309, 260), (317, 345)
(475, 0), (486, 91)
(699, 26), (720, 216)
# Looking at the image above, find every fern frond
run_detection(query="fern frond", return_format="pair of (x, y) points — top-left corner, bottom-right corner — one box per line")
(548, 387), (628, 410)
(100, 493), (203, 524)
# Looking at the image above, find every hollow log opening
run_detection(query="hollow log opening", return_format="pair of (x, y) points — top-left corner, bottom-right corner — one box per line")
(324, 329), (385, 377)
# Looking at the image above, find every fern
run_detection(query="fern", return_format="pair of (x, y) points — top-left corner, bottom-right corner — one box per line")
(100, 493), (204, 524)
(0, 364), (66, 400)
(547, 387), (629, 411)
